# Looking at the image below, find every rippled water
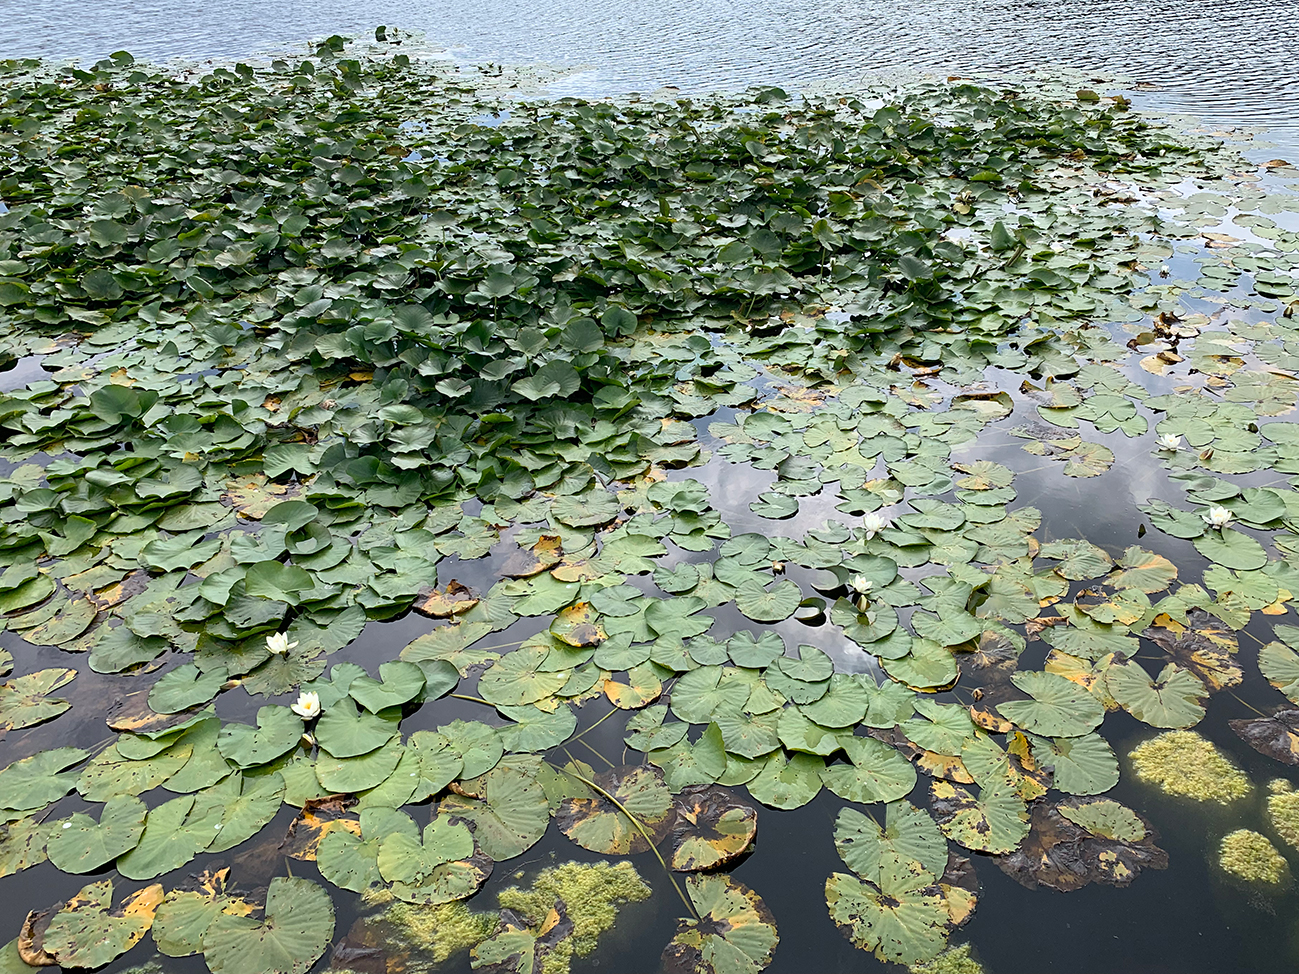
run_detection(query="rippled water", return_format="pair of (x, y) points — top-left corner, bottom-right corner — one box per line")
(3, 0), (1298, 154)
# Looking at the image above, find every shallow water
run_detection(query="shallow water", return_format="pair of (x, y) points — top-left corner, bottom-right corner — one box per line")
(3, 0), (1298, 155)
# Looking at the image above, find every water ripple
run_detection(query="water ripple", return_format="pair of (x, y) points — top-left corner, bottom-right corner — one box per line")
(2, 0), (1296, 152)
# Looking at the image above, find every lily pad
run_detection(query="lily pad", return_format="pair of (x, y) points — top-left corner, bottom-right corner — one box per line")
(44, 880), (164, 969)
(1106, 660), (1207, 728)
(438, 765), (550, 860)
(202, 877), (334, 974)
(670, 786), (759, 872)
(556, 764), (674, 855)
(46, 795), (147, 873)
(662, 874), (778, 974)
(996, 671), (1105, 737)
(825, 857), (950, 967)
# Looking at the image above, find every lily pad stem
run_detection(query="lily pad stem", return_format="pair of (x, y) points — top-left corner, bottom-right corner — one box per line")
(556, 762), (698, 919)
(449, 693), (493, 706)
(563, 704), (619, 745)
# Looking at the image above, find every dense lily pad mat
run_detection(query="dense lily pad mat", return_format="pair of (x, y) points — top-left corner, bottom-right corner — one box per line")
(3, 28), (1299, 974)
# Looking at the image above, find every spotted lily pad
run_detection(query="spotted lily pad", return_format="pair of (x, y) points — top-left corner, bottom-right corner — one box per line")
(556, 764), (674, 855)
(43, 880), (164, 969)
(661, 874), (778, 974)
(825, 856), (951, 967)
(670, 786), (759, 871)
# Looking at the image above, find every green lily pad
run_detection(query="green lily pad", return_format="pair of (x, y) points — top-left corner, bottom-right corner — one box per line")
(734, 579), (803, 623)
(650, 723), (729, 791)
(1192, 528), (1268, 570)
(834, 801), (949, 881)
(192, 772), (286, 853)
(996, 670), (1106, 737)
(820, 736), (917, 805)
(115, 793), (205, 880)
(46, 795), (147, 873)
(149, 663), (227, 714)
(315, 700), (401, 759)
(1028, 733), (1119, 795)
(202, 877), (334, 974)
(438, 764), (550, 860)
(1107, 660), (1207, 728)
(478, 647), (570, 707)
(438, 720), (504, 779)
(317, 737), (404, 793)
(217, 706), (303, 768)
(0, 746), (86, 811)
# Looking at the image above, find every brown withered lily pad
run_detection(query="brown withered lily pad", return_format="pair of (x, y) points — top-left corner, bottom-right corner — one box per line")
(549, 602), (606, 648)
(670, 786), (758, 872)
(282, 796), (360, 861)
(556, 765), (673, 855)
(106, 691), (206, 736)
(1142, 609), (1241, 692)
(994, 797), (1167, 892)
(41, 880), (165, 969)
(500, 535), (564, 579)
(18, 909), (56, 966)
(414, 581), (478, 619)
(940, 854), (980, 927)
(1230, 709), (1299, 765)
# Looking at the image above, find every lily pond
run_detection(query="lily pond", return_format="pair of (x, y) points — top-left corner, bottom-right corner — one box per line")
(4, 28), (1299, 974)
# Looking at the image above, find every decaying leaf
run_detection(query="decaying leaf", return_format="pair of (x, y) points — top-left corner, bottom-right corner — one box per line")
(1230, 710), (1299, 766)
(414, 581), (478, 619)
(994, 798), (1166, 892)
(670, 786), (759, 871)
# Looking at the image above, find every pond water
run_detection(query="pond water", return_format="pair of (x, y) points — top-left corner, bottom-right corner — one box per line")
(3, 0), (1298, 154)
(4, 9), (1299, 974)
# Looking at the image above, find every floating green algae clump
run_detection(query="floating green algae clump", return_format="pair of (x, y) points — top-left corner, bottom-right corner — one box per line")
(911, 943), (985, 974)
(383, 900), (498, 965)
(1128, 731), (1251, 803)
(496, 860), (652, 972)
(1218, 829), (1289, 885)
(1267, 780), (1299, 851)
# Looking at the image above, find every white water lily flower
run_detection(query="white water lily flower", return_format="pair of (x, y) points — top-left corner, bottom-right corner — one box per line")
(266, 632), (298, 656)
(862, 512), (889, 540)
(291, 690), (321, 719)
(1159, 264), (1171, 278)
(850, 574), (873, 596)
(1157, 433), (1181, 451)
(1203, 506), (1233, 530)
